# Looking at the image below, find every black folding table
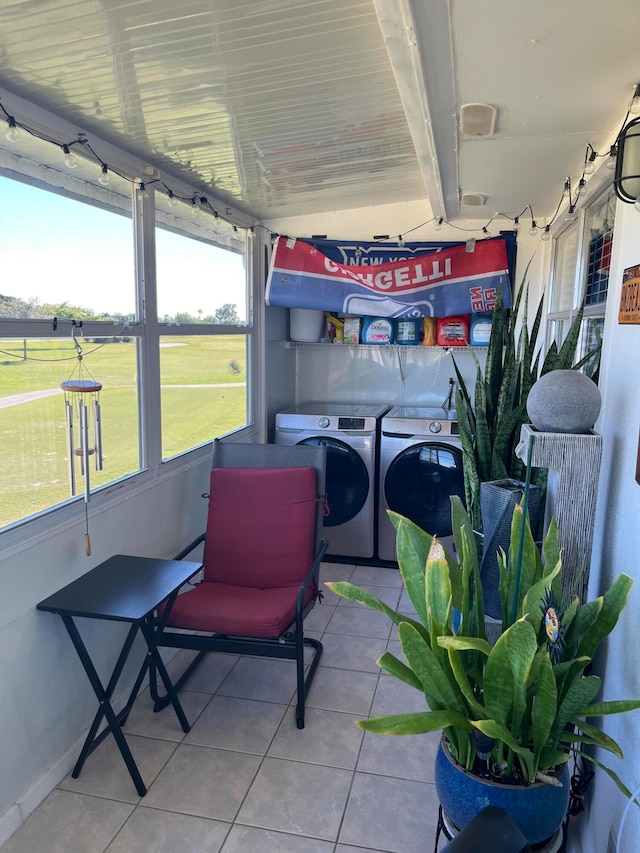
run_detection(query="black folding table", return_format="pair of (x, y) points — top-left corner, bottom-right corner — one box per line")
(37, 554), (202, 796)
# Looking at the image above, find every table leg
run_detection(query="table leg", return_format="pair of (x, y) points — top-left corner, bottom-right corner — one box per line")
(61, 615), (148, 797)
(140, 617), (191, 733)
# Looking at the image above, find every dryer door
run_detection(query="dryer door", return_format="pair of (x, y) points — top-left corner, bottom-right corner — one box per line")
(384, 442), (465, 537)
(298, 436), (369, 527)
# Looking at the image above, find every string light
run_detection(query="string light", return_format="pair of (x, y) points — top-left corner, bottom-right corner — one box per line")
(1, 80), (636, 243)
(62, 144), (78, 169)
(137, 181), (149, 200)
(5, 116), (20, 141)
(583, 144), (598, 175)
(0, 96), (248, 235)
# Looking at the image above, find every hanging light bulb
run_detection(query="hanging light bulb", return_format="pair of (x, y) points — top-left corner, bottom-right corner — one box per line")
(540, 225), (551, 241)
(577, 178), (587, 197)
(167, 190), (178, 208)
(529, 219), (538, 237)
(191, 198), (200, 215)
(98, 163), (110, 186)
(634, 198), (640, 213)
(482, 226), (490, 237)
(606, 144), (618, 171)
(513, 217), (520, 232)
(565, 205), (577, 223)
(5, 116), (20, 142)
(248, 227), (255, 240)
(213, 210), (221, 223)
(137, 181), (149, 200)
(434, 217), (443, 232)
(584, 149), (597, 175)
(630, 84), (640, 116)
(62, 144), (78, 169)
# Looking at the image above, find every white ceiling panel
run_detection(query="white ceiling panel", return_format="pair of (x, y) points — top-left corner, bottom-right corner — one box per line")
(1, 0), (639, 223)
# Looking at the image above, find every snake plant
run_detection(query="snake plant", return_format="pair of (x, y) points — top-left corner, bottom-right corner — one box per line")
(452, 263), (599, 533)
(327, 499), (640, 796)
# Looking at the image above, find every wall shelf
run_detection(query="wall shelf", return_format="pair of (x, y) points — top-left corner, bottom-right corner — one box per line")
(283, 341), (486, 352)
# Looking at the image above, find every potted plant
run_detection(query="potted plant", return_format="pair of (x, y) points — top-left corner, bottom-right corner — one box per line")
(327, 499), (640, 846)
(452, 263), (600, 536)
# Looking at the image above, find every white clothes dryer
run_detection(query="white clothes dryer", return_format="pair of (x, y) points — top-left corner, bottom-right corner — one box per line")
(275, 402), (389, 559)
(378, 406), (465, 562)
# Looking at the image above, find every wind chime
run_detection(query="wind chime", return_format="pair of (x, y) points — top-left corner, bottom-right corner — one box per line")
(60, 321), (103, 555)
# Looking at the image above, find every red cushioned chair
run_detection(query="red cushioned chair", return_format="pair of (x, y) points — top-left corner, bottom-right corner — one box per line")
(150, 439), (328, 728)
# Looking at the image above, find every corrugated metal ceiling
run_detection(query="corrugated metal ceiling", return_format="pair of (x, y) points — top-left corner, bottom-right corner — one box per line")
(0, 0), (425, 219)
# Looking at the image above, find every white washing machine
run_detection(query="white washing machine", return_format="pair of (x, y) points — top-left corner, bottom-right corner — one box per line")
(275, 402), (389, 559)
(378, 406), (465, 562)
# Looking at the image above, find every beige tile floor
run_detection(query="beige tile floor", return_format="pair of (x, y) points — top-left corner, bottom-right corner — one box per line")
(2, 563), (444, 853)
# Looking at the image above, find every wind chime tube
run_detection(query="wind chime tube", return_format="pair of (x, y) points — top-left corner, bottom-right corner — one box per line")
(93, 398), (103, 471)
(64, 398), (76, 496)
(79, 399), (91, 504)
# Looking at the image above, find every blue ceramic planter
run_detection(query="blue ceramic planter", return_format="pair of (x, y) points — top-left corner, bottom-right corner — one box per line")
(435, 740), (570, 846)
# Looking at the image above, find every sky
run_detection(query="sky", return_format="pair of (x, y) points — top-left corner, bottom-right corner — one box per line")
(0, 175), (247, 320)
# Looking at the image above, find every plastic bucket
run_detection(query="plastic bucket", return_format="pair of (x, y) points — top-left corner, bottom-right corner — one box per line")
(290, 308), (325, 342)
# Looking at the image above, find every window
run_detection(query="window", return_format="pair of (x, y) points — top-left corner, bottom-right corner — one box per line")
(154, 197), (250, 460)
(0, 158), (254, 532)
(548, 183), (615, 366)
(0, 173), (143, 529)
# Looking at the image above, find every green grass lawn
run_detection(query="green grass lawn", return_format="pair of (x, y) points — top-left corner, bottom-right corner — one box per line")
(0, 336), (247, 527)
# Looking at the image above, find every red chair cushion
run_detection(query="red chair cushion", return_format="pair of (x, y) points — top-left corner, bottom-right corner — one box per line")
(165, 580), (315, 638)
(202, 466), (317, 588)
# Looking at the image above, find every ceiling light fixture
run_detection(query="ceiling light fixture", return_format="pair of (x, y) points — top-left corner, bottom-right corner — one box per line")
(614, 116), (640, 206)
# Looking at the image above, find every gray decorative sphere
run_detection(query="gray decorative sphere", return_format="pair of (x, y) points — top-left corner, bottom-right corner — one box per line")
(527, 369), (601, 433)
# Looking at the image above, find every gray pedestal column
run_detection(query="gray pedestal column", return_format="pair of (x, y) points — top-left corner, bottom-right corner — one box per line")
(516, 424), (603, 605)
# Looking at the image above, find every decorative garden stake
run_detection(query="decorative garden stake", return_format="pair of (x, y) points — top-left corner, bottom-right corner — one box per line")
(60, 321), (103, 555)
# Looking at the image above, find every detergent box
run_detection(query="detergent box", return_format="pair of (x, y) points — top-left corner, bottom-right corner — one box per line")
(395, 318), (420, 345)
(361, 316), (395, 344)
(343, 316), (362, 344)
(436, 315), (470, 346)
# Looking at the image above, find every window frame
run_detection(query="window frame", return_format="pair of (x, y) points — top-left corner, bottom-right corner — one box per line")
(0, 153), (261, 551)
(546, 177), (615, 359)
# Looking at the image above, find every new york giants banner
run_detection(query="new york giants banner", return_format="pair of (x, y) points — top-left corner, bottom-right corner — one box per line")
(266, 236), (511, 318)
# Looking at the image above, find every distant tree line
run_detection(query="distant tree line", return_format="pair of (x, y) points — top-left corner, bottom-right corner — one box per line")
(0, 295), (241, 326)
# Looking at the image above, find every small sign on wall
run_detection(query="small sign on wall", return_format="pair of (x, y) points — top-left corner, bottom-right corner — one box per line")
(619, 264), (640, 324)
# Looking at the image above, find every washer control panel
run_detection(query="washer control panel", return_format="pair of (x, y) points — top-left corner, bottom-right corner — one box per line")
(429, 421), (442, 434)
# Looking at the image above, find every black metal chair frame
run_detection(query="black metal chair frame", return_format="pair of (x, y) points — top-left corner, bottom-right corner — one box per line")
(149, 439), (328, 729)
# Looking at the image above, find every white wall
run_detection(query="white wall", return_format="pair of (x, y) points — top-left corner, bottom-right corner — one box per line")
(0, 460), (210, 842)
(577, 200), (640, 853)
(263, 201), (547, 413)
